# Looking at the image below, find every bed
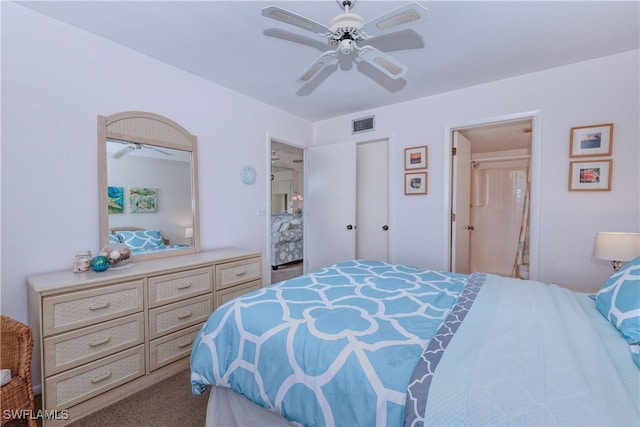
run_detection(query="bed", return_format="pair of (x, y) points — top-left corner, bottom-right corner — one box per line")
(190, 258), (640, 426)
(271, 214), (303, 269)
(109, 227), (190, 255)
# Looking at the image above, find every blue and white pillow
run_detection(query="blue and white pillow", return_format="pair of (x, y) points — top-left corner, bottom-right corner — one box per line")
(109, 234), (121, 244)
(595, 256), (640, 345)
(118, 229), (165, 250)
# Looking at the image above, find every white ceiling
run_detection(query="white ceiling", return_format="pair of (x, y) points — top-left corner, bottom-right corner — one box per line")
(19, 1), (639, 124)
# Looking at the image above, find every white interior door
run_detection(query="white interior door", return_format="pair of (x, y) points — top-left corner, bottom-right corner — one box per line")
(356, 140), (389, 261)
(305, 143), (357, 272)
(452, 131), (472, 273)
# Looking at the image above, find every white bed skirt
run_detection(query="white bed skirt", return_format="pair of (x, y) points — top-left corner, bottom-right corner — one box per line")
(206, 386), (294, 427)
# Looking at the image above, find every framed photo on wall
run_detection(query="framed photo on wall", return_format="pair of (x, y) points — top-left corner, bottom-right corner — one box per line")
(405, 172), (427, 195)
(568, 160), (612, 191)
(569, 123), (613, 157)
(404, 145), (428, 170)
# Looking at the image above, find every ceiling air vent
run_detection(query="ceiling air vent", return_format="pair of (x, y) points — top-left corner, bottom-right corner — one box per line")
(352, 116), (375, 134)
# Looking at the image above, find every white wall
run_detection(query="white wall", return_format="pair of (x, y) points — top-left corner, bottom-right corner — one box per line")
(313, 49), (640, 290)
(107, 156), (192, 244)
(1, 2), (312, 332)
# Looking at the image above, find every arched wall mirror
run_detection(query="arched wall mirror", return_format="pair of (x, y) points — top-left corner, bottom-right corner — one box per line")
(98, 111), (200, 261)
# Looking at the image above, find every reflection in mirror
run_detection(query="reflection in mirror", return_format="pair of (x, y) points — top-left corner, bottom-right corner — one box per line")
(270, 141), (304, 275)
(98, 112), (200, 261)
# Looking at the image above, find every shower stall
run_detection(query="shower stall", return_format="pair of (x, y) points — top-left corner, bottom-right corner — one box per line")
(469, 156), (530, 278)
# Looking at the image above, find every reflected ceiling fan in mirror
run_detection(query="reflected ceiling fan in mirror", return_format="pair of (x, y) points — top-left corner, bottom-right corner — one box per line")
(261, 0), (428, 83)
(110, 140), (174, 159)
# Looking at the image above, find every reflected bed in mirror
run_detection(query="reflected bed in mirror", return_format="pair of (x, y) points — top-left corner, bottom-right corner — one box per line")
(109, 226), (191, 256)
(98, 111), (200, 261)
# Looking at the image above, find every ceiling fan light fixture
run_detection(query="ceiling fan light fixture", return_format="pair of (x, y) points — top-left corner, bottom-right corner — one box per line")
(263, 2), (426, 84)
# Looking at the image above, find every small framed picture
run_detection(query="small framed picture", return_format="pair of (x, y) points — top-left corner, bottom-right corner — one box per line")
(129, 187), (158, 212)
(405, 172), (427, 195)
(568, 160), (612, 191)
(404, 145), (428, 170)
(569, 123), (613, 157)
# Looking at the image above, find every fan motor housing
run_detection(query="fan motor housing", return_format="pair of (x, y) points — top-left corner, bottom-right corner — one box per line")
(329, 13), (365, 43)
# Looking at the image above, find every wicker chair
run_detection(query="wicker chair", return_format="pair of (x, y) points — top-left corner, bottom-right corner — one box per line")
(1, 315), (37, 427)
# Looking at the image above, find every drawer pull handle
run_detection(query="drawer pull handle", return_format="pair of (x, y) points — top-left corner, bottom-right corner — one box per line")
(178, 340), (193, 349)
(89, 302), (110, 311)
(235, 270), (247, 276)
(89, 336), (111, 347)
(177, 283), (193, 290)
(90, 371), (112, 384)
(177, 311), (193, 320)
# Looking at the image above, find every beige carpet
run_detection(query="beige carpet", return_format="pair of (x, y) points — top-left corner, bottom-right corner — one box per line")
(66, 369), (209, 427)
(271, 261), (303, 284)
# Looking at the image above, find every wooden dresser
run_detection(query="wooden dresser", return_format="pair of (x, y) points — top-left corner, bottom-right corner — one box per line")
(27, 248), (261, 426)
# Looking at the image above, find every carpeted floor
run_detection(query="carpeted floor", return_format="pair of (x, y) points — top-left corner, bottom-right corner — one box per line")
(270, 260), (303, 284)
(66, 369), (209, 427)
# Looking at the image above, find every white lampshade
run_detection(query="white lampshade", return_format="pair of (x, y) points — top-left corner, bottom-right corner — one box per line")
(184, 227), (194, 239)
(594, 232), (640, 261)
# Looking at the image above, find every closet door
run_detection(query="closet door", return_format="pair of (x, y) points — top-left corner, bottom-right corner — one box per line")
(452, 131), (472, 274)
(356, 140), (389, 261)
(305, 143), (357, 272)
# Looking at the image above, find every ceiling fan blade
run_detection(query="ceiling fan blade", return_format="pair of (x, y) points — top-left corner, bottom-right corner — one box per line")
(262, 6), (331, 36)
(112, 146), (134, 159)
(296, 50), (339, 83)
(362, 2), (428, 38)
(357, 46), (407, 79)
(147, 146), (173, 156)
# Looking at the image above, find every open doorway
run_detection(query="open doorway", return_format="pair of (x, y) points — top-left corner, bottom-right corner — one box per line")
(270, 140), (304, 283)
(449, 115), (537, 279)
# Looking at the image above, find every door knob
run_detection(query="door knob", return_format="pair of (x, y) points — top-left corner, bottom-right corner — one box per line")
(382, 225), (389, 231)
(466, 225), (475, 231)
(346, 224), (353, 230)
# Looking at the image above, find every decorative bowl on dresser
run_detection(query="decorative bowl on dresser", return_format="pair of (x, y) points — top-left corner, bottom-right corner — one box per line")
(27, 248), (262, 426)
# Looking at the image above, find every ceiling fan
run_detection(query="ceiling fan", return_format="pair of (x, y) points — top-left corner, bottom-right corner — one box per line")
(111, 141), (174, 159)
(261, 0), (428, 83)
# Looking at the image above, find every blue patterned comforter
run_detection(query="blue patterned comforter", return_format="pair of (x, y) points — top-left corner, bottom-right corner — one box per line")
(190, 260), (469, 426)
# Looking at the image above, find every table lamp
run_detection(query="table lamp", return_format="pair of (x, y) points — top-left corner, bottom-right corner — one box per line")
(594, 232), (640, 271)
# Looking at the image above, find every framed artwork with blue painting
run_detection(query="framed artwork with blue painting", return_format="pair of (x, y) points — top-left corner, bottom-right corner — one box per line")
(569, 123), (613, 157)
(129, 187), (158, 213)
(107, 186), (124, 213)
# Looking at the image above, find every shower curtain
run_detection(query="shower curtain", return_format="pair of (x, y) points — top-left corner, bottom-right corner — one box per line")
(512, 181), (530, 277)
(470, 161), (528, 277)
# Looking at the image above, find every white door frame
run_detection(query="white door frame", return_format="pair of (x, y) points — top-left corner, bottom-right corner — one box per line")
(266, 134), (305, 277)
(441, 110), (542, 280)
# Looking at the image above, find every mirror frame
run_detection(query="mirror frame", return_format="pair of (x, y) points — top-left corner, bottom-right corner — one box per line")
(98, 111), (200, 261)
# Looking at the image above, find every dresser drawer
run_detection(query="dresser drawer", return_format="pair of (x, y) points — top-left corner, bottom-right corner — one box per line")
(215, 279), (261, 308)
(149, 323), (202, 371)
(216, 257), (261, 290)
(148, 294), (213, 339)
(148, 267), (213, 308)
(44, 313), (144, 375)
(45, 345), (145, 410)
(42, 280), (144, 336)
